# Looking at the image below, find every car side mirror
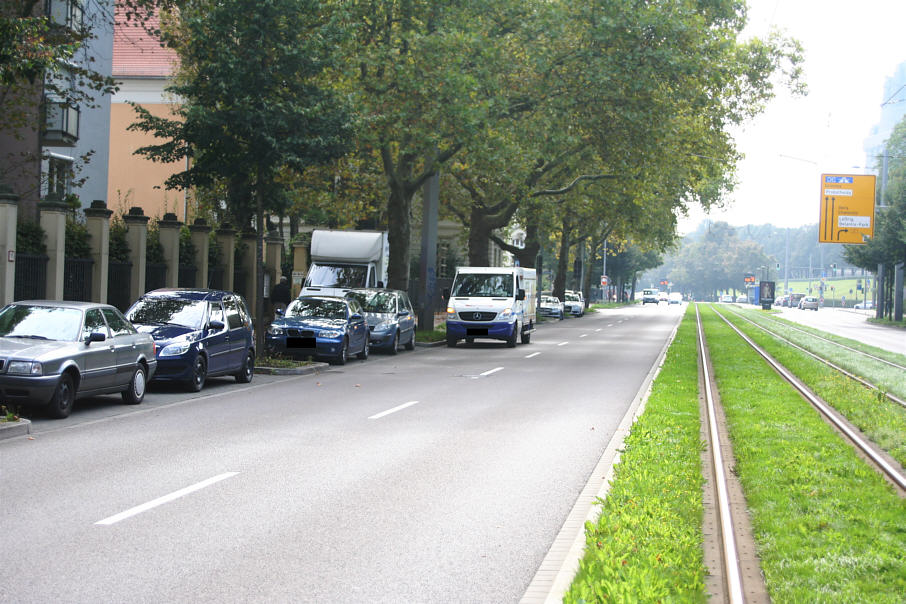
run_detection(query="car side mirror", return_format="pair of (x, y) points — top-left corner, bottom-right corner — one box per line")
(350, 313), (363, 322)
(516, 288), (526, 301)
(208, 320), (225, 331)
(86, 331), (106, 344)
(398, 310), (409, 317)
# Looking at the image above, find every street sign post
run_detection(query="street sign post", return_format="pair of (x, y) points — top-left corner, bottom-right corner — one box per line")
(819, 174), (876, 244)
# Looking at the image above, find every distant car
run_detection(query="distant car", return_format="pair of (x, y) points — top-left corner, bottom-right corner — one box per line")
(0, 300), (157, 418)
(854, 300), (875, 310)
(788, 293), (805, 308)
(641, 288), (659, 305)
(345, 288), (416, 354)
(736, 295), (747, 304)
(668, 292), (683, 304)
(719, 294), (734, 303)
(799, 296), (820, 311)
(658, 291), (669, 303)
(775, 295), (788, 307)
(538, 295), (565, 320)
(126, 288), (255, 392)
(266, 295), (369, 365)
(564, 291), (584, 316)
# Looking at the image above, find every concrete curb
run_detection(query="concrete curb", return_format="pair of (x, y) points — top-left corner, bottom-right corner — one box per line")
(0, 418), (31, 441)
(254, 362), (330, 376)
(415, 340), (446, 348)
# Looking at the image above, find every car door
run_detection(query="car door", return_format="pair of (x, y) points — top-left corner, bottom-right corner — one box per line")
(399, 293), (416, 341)
(204, 301), (232, 374)
(80, 308), (117, 391)
(101, 307), (142, 389)
(346, 299), (367, 352)
(223, 296), (250, 369)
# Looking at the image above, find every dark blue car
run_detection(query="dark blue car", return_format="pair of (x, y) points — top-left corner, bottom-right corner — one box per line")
(125, 289), (255, 392)
(265, 295), (369, 365)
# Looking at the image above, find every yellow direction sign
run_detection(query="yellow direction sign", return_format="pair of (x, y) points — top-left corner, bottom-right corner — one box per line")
(819, 174), (876, 244)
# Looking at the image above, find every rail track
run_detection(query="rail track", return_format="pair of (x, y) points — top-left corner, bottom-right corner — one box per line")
(710, 304), (906, 492)
(719, 305), (906, 408)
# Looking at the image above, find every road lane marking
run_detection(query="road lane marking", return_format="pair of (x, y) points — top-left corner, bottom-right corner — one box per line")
(480, 367), (504, 377)
(557, 341), (569, 347)
(595, 328), (602, 332)
(96, 472), (238, 526)
(607, 324), (614, 327)
(525, 352), (541, 358)
(579, 334), (588, 338)
(369, 400), (420, 419)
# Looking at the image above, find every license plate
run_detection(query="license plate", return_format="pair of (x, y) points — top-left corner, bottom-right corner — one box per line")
(466, 328), (488, 336)
(287, 337), (316, 348)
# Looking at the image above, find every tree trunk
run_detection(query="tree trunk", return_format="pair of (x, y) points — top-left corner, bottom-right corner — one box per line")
(552, 221), (572, 300)
(468, 203), (495, 266)
(255, 184), (266, 353)
(386, 179), (412, 291)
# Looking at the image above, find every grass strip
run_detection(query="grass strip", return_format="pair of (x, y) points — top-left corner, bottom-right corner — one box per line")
(700, 305), (906, 602)
(718, 306), (906, 468)
(565, 306), (706, 602)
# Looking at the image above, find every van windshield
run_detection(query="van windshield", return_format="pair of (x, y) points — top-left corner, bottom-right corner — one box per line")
(305, 264), (368, 288)
(451, 273), (513, 297)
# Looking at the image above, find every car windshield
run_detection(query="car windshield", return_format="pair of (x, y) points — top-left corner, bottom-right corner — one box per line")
(305, 264), (368, 288)
(451, 274), (513, 297)
(542, 296), (557, 304)
(286, 298), (347, 320)
(347, 291), (396, 313)
(126, 297), (207, 329)
(565, 293), (579, 302)
(0, 304), (82, 341)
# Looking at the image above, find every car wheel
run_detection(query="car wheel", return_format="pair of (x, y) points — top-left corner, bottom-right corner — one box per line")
(521, 329), (531, 345)
(404, 330), (415, 351)
(121, 364), (147, 405)
(333, 338), (348, 365)
(357, 335), (369, 360)
(446, 336), (457, 348)
(389, 330), (399, 355)
(187, 355), (207, 392)
(47, 372), (76, 419)
(235, 349), (254, 383)
(506, 324), (518, 348)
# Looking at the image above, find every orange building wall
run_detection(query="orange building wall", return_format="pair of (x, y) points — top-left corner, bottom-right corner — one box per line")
(107, 102), (188, 220)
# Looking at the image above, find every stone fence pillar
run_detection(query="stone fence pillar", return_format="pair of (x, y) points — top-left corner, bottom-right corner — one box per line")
(84, 200), (113, 303)
(216, 224), (236, 292)
(158, 213), (182, 288)
(0, 186), (18, 305)
(189, 218), (212, 289)
(240, 229), (258, 315)
(291, 241), (309, 299)
(124, 207), (150, 300)
(39, 198), (69, 300)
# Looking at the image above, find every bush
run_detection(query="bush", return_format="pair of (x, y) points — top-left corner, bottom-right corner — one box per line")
(65, 218), (92, 259)
(16, 221), (46, 255)
(109, 215), (131, 263)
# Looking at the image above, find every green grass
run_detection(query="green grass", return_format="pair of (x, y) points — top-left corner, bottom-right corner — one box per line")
(256, 354), (315, 368)
(565, 306), (707, 603)
(415, 323), (447, 343)
(713, 306), (906, 469)
(700, 304), (906, 602)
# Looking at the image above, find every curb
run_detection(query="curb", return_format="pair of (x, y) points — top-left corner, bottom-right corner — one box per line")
(415, 340), (446, 348)
(0, 418), (31, 441)
(254, 362), (330, 376)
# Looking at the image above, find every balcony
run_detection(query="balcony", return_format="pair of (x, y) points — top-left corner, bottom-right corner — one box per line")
(42, 99), (80, 147)
(45, 0), (83, 32)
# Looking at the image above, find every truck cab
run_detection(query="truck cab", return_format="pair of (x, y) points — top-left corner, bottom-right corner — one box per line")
(445, 267), (536, 348)
(301, 230), (389, 298)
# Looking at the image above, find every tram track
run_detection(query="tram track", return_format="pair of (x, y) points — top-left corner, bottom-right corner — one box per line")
(719, 305), (906, 408)
(710, 304), (906, 494)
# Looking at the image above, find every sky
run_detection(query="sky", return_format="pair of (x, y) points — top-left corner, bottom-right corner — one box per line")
(677, 0), (906, 235)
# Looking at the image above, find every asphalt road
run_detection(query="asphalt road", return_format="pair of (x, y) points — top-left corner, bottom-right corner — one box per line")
(1, 303), (683, 603)
(771, 305), (905, 355)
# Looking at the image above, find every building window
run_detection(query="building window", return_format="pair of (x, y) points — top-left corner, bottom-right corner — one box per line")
(43, 154), (74, 200)
(46, 0), (84, 32)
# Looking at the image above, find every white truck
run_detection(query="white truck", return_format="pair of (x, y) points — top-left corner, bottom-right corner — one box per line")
(444, 266), (536, 348)
(301, 229), (389, 298)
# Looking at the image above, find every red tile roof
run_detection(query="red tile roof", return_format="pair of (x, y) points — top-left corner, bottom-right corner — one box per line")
(113, 4), (178, 78)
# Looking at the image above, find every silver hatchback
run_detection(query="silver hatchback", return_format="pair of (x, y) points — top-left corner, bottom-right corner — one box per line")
(798, 296), (820, 311)
(0, 301), (157, 418)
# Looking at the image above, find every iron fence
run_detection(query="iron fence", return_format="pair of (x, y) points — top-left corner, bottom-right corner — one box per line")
(108, 261), (133, 311)
(208, 265), (224, 290)
(14, 253), (47, 300)
(178, 264), (197, 288)
(145, 262), (167, 293)
(63, 257), (93, 301)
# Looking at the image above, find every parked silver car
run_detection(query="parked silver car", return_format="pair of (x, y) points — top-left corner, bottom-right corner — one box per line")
(345, 288), (416, 353)
(0, 301), (157, 418)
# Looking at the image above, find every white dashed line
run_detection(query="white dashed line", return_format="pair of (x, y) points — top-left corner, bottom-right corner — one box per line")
(369, 400), (421, 419)
(525, 352), (541, 358)
(96, 472), (238, 526)
(595, 328), (602, 332)
(480, 367), (504, 377)
(558, 341), (569, 347)
(607, 324), (614, 327)
(579, 334), (588, 338)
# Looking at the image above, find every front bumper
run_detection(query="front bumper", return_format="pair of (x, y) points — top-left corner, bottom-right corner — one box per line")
(446, 320), (514, 340)
(265, 334), (345, 359)
(0, 373), (61, 406)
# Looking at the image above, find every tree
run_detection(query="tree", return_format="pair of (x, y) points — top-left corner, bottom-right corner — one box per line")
(128, 0), (354, 347)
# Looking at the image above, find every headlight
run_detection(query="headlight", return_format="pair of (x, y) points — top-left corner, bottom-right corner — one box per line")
(372, 321), (393, 332)
(320, 329), (343, 338)
(7, 361), (42, 375)
(497, 307), (513, 319)
(159, 342), (191, 356)
(267, 324), (284, 336)
(446, 306), (455, 315)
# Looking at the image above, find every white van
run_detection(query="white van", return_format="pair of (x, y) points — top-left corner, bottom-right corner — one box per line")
(445, 266), (536, 347)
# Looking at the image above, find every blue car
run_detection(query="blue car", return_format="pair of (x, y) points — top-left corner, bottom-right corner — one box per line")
(125, 289), (255, 392)
(266, 295), (369, 365)
(345, 288), (416, 354)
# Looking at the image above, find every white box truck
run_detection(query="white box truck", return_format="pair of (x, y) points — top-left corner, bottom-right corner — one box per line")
(445, 266), (536, 348)
(301, 229), (389, 298)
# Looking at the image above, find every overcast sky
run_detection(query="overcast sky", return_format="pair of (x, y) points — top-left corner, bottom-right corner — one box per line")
(677, 0), (906, 235)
